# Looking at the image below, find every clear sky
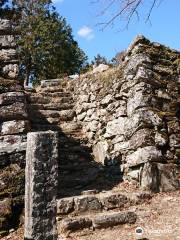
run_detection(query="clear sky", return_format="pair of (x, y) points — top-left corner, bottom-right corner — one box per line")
(52, 0), (180, 61)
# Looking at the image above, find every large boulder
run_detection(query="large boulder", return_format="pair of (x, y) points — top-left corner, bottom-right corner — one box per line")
(140, 162), (180, 192)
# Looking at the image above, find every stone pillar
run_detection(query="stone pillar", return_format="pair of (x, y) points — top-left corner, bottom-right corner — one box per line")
(24, 131), (58, 240)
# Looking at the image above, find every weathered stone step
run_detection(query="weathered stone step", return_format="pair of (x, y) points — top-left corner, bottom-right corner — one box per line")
(58, 210), (137, 234)
(29, 109), (75, 121)
(59, 143), (91, 152)
(58, 145), (92, 162)
(39, 92), (72, 98)
(31, 122), (83, 135)
(58, 167), (100, 190)
(37, 86), (65, 93)
(39, 79), (73, 91)
(28, 103), (74, 111)
(40, 79), (62, 88)
(27, 94), (73, 104)
(57, 191), (151, 216)
(59, 162), (96, 172)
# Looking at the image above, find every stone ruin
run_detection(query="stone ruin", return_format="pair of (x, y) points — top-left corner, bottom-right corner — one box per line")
(0, 13), (180, 238)
(0, 12), (29, 235)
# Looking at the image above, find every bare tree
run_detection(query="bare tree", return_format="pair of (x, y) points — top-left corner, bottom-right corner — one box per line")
(93, 0), (164, 29)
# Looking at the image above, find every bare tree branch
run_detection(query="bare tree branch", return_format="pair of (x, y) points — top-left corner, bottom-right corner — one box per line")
(94, 0), (163, 29)
(145, 0), (156, 22)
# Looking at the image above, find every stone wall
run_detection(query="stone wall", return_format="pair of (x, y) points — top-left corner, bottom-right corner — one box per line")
(0, 13), (29, 234)
(73, 35), (180, 192)
(0, 22), (180, 235)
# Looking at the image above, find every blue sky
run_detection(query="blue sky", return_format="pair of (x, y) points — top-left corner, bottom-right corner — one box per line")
(52, 0), (180, 61)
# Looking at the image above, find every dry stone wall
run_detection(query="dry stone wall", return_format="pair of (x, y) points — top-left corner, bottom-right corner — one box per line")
(0, 14), (29, 234)
(0, 21), (180, 235)
(73, 35), (180, 192)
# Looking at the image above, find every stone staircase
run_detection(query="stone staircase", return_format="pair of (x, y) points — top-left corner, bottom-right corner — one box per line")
(27, 79), (153, 236)
(27, 79), (122, 198)
(57, 189), (152, 236)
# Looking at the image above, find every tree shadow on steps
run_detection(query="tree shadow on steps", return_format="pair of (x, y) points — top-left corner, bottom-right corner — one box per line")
(27, 101), (123, 199)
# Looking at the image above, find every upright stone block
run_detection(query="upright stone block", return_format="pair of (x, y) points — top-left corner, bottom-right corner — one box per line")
(24, 131), (58, 240)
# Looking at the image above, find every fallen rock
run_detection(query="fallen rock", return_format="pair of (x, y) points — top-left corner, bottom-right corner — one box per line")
(59, 217), (92, 233)
(92, 211), (137, 229)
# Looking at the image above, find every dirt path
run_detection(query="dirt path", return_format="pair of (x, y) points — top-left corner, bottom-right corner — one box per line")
(1, 191), (180, 240)
(71, 191), (180, 240)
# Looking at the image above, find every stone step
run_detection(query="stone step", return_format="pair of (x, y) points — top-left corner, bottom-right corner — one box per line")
(29, 109), (75, 121)
(58, 167), (100, 190)
(59, 161), (97, 172)
(58, 145), (92, 163)
(58, 210), (137, 234)
(31, 123), (62, 132)
(27, 94), (73, 104)
(57, 190), (151, 216)
(28, 103), (74, 111)
(40, 92), (72, 98)
(39, 79), (73, 91)
(40, 79), (62, 88)
(31, 123), (84, 138)
(37, 86), (65, 93)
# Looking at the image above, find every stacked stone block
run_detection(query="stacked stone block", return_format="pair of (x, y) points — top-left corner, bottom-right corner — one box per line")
(0, 14), (29, 234)
(25, 131), (58, 240)
(73, 35), (180, 192)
